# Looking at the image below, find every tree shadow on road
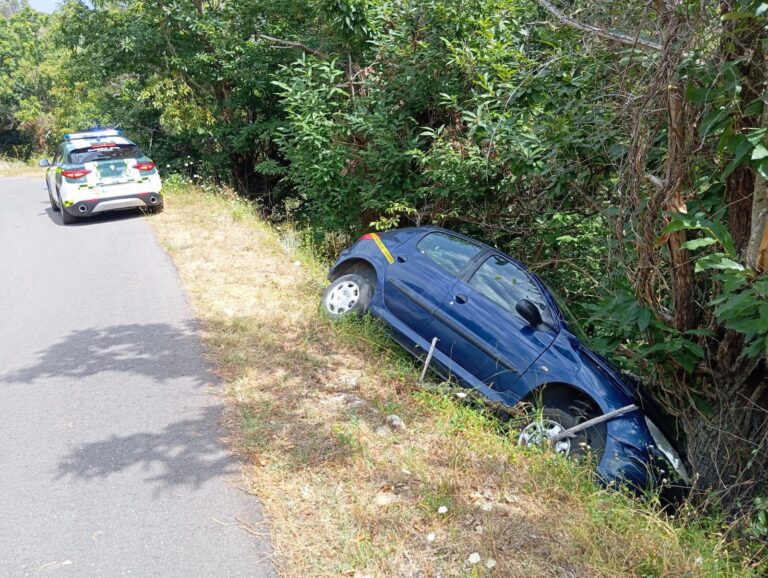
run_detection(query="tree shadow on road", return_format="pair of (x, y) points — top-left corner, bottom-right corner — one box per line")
(55, 405), (239, 495)
(1, 322), (210, 387)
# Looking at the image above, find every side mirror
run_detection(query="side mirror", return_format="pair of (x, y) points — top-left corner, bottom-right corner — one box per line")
(515, 298), (543, 327)
(38, 159), (50, 168)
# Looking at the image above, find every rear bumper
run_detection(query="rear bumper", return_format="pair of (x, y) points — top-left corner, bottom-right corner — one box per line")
(63, 192), (163, 217)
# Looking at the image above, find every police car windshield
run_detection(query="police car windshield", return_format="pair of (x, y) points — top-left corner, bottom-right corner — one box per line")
(69, 144), (142, 164)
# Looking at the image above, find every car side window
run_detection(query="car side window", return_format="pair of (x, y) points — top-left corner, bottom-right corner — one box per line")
(53, 146), (63, 165)
(468, 255), (548, 315)
(416, 232), (483, 276)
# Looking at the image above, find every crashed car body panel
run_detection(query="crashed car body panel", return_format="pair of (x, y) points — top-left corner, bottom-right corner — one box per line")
(328, 226), (688, 490)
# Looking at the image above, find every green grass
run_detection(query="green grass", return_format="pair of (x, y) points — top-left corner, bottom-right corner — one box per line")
(148, 180), (765, 578)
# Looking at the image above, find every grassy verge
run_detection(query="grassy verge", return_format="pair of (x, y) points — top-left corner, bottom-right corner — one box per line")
(148, 180), (761, 577)
(0, 157), (41, 177)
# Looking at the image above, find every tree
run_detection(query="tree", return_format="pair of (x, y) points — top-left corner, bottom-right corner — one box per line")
(538, 0), (768, 501)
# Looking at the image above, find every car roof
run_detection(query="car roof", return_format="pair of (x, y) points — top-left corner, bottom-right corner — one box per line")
(62, 135), (134, 151)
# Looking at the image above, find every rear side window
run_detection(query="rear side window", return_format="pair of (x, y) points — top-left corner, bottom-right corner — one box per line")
(69, 144), (142, 164)
(416, 232), (482, 276)
(469, 255), (548, 314)
(53, 145), (64, 165)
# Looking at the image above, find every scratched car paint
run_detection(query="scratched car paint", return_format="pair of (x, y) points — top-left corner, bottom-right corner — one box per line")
(322, 226), (689, 490)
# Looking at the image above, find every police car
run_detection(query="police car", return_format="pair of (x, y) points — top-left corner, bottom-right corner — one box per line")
(39, 128), (163, 225)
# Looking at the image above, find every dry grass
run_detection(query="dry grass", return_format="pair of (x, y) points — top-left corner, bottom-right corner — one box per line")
(147, 181), (759, 578)
(0, 158), (41, 177)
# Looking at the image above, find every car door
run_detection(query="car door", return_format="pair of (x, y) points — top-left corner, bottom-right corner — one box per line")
(423, 253), (558, 400)
(382, 230), (484, 341)
(46, 146), (63, 199)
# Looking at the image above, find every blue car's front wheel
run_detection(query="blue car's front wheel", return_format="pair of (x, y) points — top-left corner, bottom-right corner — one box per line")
(518, 407), (606, 462)
(322, 273), (373, 319)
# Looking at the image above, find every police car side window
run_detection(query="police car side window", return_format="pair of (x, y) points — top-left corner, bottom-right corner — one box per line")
(53, 147), (63, 165)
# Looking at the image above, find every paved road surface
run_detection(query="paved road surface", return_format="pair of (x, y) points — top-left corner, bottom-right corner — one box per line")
(0, 178), (274, 577)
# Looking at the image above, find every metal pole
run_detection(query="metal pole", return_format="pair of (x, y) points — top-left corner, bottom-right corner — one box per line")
(549, 404), (638, 442)
(419, 337), (439, 383)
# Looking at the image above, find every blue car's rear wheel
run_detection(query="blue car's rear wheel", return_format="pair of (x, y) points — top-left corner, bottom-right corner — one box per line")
(322, 273), (373, 319)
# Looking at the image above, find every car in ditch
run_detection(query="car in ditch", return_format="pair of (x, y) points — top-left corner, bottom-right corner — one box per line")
(322, 226), (689, 491)
(39, 128), (163, 225)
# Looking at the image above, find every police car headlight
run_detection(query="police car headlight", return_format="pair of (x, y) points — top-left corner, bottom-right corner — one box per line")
(644, 416), (690, 484)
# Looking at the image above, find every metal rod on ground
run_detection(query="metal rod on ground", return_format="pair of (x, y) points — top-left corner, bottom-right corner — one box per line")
(549, 404), (638, 442)
(419, 337), (439, 383)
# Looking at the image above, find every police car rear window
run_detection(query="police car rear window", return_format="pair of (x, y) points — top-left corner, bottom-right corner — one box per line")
(69, 144), (142, 164)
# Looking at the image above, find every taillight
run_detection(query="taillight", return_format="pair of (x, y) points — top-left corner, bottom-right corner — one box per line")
(359, 233), (373, 240)
(61, 168), (91, 179)
(133, 161), (156, 171)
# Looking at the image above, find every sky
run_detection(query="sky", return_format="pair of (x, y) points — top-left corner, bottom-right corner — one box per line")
(28, 0), (59, 13)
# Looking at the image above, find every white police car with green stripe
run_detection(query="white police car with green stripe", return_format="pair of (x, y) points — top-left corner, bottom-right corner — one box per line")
(39, 128), (163, 225)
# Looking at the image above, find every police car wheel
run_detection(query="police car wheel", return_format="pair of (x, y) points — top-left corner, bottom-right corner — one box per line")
(59, 195), (77, 225)
(48, 187), (60, 212)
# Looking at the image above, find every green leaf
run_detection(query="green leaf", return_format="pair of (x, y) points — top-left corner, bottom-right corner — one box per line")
(752, 144), (768, 160)
(687, 86), (717, 104)
(755, 158), (768, 180)
(721, 10), (753, 20)
(723, 136), (753, 178)
(638, 308), (651, 331)
(744, 99), (765, 117)
(681, 237), (717, 250)
(695, 253), (745, 272)
(661, 218), (687, 235)
(699, 109), (730, 139)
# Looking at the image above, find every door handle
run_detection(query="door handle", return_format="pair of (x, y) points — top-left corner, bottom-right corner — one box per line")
(397, 255), (407, 263)
(455, 294), (468, 304)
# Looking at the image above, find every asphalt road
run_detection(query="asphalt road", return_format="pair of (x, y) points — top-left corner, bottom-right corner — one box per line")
(0, 178), (275, 577)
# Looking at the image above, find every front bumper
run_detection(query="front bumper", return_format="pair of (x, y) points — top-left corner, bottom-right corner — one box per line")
(597, 411), (686, 492)
(63, 192), (163, 217)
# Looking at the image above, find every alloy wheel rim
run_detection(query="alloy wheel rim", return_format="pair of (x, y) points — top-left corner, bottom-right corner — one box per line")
(518, 418), (572, 456)
(325, 281), (360, 314)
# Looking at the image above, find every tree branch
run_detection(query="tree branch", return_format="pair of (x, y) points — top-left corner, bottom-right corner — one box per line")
(535, 0), (663, 52)
(256, 33), (326, 58)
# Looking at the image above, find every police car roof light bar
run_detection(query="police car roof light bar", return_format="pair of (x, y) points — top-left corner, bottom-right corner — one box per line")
(64, 128), (123, 141)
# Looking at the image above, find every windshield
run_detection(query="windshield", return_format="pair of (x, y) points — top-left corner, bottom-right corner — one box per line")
(550, 290), (590, 342)
(69, 144), (142, 164)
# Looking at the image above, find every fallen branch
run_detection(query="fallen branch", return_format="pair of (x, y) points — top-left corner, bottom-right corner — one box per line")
(535, 0), (662, 52)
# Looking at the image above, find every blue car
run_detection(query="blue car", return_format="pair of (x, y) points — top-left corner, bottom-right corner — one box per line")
(322, 226), (689, 490)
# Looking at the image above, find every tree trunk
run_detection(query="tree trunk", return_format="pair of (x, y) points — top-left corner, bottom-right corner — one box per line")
(684, 359), (768, 499)
(721, 0), (765, 257)
(679, 2), (768, 498)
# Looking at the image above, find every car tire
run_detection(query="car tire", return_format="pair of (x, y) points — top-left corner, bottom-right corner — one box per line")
(517, 406), (606, 461)
(59, 194), (77, 225)
(322, 273), (373, 319)
(150, 202), (164, 214)
(48, 186), (60, 212)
